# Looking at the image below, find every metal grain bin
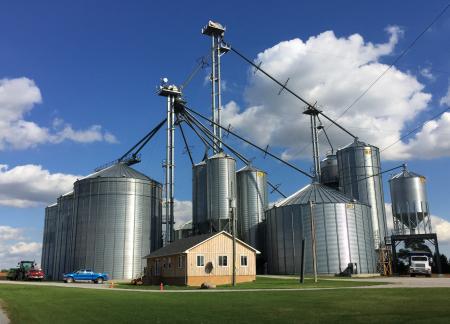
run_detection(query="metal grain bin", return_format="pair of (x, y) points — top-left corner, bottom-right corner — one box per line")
(52, 192), (75, 280)
(206, 152), (236, 231)
(72, 163), (162, 280)
(265, 183), (377, 275)
(174, 220), (193, 240)
(337, 139), (387, 247)
(389, 167), (431, 234)
(236, 165), (268, 249)
(192, 160), (208, 234)
(320, 154), (339, 189)
(42, 203), (58, 280)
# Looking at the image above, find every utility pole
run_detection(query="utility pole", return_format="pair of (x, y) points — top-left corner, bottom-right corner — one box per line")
(300, 238), (305, 284)
(230, 197), (237, 286)
(309, 200), (318, 283)
(159, 81), (181, 245)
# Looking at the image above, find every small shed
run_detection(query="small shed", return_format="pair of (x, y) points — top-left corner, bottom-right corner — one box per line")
(144, 231), (260, 286)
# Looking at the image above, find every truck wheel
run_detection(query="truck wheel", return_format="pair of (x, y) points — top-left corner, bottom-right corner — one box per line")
(96, 277), (104, 284)
(66, 277), (74, 283)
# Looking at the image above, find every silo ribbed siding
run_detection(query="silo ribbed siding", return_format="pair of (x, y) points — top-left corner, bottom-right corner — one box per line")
(236, 166), (268, 250)
(265, 183), (377, 275)
(206, 153), (237, 231)
(42, 204), (58, 279)
(389, 168), (431, 234)
(192, 161), (208, 233)
(72, 174), (162, 280)
(52, 193), (75, 280)
(337, 140), (388, 247)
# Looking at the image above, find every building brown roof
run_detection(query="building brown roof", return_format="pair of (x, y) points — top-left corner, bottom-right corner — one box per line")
(143, 231), (259, 259)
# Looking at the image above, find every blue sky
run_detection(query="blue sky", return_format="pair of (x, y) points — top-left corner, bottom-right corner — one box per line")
(1, 0), (450, 268)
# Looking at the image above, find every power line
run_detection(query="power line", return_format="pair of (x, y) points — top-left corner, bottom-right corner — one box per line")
(183, 105), (314, 179)
(334, 3), (450, 123)
(297, 3), (450, 156)
(381, 107), (450, 152)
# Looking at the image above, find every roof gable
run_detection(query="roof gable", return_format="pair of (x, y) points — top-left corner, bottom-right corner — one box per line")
(144, 231), (260, 259)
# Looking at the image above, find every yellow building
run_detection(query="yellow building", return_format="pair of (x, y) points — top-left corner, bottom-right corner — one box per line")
(144, 231), (260, 286)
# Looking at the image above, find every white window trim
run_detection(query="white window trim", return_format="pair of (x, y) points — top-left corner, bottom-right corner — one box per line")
(218, 255), (228, 267)
(196, 254), (205, 267)
(240, 255), (248, 267)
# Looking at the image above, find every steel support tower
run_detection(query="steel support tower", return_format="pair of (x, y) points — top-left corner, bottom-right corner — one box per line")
(303, 106), (321, 182)
(159, 83), (181, 245)
(202, 21), (229, 153)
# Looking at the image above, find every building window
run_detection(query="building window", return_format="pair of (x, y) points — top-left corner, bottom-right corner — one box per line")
(197, 255), (204, 267)
(155, 260), (160, 275)
(168, 257), (171, 268)
(241, 255), (248, 266)
(218, 255), (228, 267)
(178, 255), (183, 268)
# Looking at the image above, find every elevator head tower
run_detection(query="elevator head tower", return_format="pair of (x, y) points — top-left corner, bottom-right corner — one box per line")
(202, 21), (230, 153)
(159, 82), (182, 244)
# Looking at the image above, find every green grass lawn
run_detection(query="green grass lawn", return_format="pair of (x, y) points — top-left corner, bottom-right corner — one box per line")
(1, 284), (450, 323)
(115, 276), (385, 290)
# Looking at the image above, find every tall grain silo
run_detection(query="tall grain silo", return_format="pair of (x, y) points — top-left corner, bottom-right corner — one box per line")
(236, 165), (268, 249)
(320, 154), (339, 189)
(389, 166), (432, 235)
(42, 203), (58, 279)
(192, 160), (208, 234)
(72, 162), (162, 280)
(52, 191), (75, 280)
(206, 152), (236, 232)
(337, 139), (387, 247)
(265, 183), (377, 275)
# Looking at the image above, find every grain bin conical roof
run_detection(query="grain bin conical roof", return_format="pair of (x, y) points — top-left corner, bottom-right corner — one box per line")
(275, 182), (359, 207)
(82, 162), (155, 182)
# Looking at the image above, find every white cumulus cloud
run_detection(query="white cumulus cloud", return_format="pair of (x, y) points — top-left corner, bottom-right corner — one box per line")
(0, 77), (118, 150)
(221, 27), (450, 161)
(0, 226), (42, 269)
(419, 67), (435, 81)
(0, 225), (24, 241)
(440, 85), (450, 107)
(163, 199), (192, 229)
(385, 203), (450, 245)
(432, 215), (450, 244)
(0, 164), (79, 207)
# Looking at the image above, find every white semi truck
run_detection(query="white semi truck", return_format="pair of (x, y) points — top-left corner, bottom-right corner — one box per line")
(409, 254), (432, 277)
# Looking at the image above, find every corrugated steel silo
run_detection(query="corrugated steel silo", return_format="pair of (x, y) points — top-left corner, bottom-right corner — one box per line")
(206, 152), (236, 231)
(52, 192), (75, 280)
(72, 163), (162, 280)
(174, 220), (193, 240)
(337, 139), (387, 247)
(389, 167), (431, 234)
(192, 160), (208, 233)
(236, 165), (268, 249)
(265, 183), (377, 275)
(42, 203), (58, 279)
(320, 154), (339, 189)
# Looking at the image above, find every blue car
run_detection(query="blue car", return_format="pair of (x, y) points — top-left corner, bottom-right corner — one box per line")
(63, 269), (109, 284)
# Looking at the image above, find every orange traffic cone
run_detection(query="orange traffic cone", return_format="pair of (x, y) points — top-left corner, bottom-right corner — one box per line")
(160, 282), (164, 291)
(109, 281), (114, 288)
